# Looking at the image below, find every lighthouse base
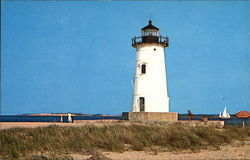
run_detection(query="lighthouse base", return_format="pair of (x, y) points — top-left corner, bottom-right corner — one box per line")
(122, 112), (178, 122)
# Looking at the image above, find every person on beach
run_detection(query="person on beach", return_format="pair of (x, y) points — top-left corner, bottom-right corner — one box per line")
(188, 109), (192, 121)
(60, 114), (63, 123)
(68, 112), (73, 123)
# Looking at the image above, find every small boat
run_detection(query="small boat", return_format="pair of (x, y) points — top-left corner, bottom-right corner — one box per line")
(219, 107), (231, 119)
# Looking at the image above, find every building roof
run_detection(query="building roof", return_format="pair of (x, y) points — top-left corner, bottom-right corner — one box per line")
(141, 20), (159, 30)
(236, 111), (250, 118)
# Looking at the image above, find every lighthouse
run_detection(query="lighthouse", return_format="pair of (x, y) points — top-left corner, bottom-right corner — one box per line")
(131, 20), (169, 112)
(122, 20), (177, 122)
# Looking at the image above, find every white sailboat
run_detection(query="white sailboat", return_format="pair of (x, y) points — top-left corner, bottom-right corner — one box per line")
(219, 107), (231, 119)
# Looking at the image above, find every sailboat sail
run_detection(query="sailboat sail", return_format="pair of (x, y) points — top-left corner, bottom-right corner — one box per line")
(220, 107), (230, 119)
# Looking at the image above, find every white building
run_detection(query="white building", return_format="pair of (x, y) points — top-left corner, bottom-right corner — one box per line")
(131, 20), (170, 112)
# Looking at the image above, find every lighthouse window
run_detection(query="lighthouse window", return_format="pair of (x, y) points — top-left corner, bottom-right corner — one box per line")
(148, 31), (153, 36)
(139, 97), (145, 112)
(141, 64), (146, 74)
(142, 30), (157, 37)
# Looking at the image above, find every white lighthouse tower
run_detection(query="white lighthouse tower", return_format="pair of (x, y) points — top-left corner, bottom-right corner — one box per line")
(131, 20), (170, 113)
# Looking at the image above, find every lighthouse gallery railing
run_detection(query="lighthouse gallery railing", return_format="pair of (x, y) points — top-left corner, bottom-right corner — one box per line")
(132, 36), (169, 47)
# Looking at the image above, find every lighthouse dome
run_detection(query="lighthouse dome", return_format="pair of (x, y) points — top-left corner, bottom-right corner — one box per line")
(141, 20), (159, 30)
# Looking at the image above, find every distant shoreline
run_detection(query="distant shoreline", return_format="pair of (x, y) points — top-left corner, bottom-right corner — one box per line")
(15, 113), (122, 117)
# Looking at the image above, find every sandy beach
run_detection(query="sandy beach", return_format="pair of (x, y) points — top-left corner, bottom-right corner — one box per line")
(0, 119), (225, 130)
(0, 120), (121, 130)
(69, 142), (250, 160)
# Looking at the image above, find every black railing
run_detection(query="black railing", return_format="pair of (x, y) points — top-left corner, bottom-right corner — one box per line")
(132, 35), (169, 47)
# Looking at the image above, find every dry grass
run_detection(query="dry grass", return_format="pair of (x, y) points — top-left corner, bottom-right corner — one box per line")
(0, 124), (249, 159)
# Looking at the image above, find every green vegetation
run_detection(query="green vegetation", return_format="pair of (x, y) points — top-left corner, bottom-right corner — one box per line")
(0, 124), (249, 159)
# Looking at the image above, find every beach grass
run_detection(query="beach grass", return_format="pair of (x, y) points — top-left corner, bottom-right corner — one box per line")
(0, 124), (249, 159)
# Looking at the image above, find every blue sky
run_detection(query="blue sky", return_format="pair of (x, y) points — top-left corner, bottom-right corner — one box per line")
(1, 1), (249, 115)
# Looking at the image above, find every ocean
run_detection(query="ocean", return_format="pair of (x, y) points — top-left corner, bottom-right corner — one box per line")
(0, 115), (249, 125)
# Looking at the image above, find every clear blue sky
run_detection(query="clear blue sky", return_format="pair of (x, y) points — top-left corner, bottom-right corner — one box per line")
(1, 1), (249, 115)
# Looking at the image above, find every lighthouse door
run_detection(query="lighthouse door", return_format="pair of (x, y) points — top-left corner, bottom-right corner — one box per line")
(139, 97), (145, 112)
